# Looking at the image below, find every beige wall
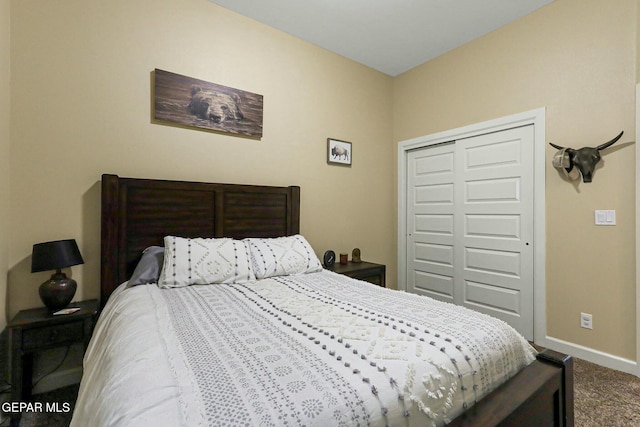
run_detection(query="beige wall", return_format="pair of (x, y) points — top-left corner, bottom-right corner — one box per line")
(8, 0), (395, 319)
(1, 0), (10, 330)
(7, 0), (639, 364)
(394, 0), (637, 360)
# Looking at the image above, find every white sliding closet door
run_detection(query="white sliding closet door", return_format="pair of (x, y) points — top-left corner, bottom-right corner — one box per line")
(407, 142), (457, 303)
(406, 125), (534, 339)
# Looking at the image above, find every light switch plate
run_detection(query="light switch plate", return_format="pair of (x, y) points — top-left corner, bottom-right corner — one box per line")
(595, 210), (616, 225)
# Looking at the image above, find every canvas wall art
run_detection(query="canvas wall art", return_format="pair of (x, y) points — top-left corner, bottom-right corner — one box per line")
(154, 69), (263, 138)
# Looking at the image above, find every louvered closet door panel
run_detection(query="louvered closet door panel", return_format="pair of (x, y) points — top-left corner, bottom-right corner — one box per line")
(455, 125), (534, 339)
(407, 142), (456, 303)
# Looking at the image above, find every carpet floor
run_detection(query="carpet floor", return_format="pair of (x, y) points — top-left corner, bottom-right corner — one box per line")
(16, 358), (640, 427)
(18, 383), (78, 427)
(574, 358), (640, 427)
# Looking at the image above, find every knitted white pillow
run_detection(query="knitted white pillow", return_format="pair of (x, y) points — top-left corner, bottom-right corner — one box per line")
(246, 234), (322, 279)
(158, 236), (255, 288)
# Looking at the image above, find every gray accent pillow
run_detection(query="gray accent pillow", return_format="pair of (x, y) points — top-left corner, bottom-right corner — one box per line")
(128, 246), (164, 286)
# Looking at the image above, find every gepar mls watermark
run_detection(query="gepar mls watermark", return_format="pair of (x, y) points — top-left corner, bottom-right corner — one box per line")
(2, 401), (71, 414)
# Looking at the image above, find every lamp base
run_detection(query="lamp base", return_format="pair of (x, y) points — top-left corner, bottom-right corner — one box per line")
(39, 272), (77, 311)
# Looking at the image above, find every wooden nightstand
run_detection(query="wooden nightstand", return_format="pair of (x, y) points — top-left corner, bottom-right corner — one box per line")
(8, 299), (98, 425)
(331, 261), (386, 287)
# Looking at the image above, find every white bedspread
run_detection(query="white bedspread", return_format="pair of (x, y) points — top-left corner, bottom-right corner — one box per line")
(71, 270), (536, 427)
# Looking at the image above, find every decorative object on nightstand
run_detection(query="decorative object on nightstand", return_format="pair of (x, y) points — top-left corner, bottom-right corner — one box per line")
(332, 260), (386, 287)
(31, 239), (84, 311)
(351, 248), (361, 263)
(339, 253), (348, 265)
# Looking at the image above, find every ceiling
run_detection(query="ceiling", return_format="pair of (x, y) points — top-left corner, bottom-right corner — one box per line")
(209, 0), (555, 76)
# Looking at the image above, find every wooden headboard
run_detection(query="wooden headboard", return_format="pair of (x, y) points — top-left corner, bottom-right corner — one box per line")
(100, 174), (300, 306)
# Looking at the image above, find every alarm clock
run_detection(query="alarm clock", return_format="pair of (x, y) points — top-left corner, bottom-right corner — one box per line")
(323, 250), (336, 268)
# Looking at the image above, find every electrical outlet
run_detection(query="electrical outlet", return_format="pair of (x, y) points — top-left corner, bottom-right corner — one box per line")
(580, 312), (593, 329)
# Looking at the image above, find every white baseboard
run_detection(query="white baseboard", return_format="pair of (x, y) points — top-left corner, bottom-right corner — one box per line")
(539, 336), (638, 376)
(31, 367), (82, 395)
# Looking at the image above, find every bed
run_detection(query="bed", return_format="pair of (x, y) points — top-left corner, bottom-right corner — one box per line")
(71, 174), (573, 427)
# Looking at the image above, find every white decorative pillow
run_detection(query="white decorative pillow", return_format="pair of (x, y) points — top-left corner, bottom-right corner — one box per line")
(246, 234), (322, 279)
(158, 236), (255, 288)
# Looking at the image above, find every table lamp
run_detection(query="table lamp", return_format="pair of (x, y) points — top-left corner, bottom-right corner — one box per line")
(31, 239), (84, 311)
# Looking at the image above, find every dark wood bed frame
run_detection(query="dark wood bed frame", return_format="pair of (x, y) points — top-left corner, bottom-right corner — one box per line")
(100, 174), (573, 427)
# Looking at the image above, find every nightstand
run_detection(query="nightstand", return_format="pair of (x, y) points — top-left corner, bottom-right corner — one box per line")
(331, 261), (386, 287)
(8, 299), (98, 425)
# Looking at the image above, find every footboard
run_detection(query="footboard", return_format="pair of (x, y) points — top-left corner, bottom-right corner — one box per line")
(450, 349), (574, 427)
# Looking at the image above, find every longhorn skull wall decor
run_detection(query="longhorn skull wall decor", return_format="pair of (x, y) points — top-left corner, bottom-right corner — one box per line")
(549, 131), (623, 183)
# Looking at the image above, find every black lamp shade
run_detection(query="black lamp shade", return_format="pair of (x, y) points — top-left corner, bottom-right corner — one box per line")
(31, 239), (84, 311)
(31, 239), (84, 273)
